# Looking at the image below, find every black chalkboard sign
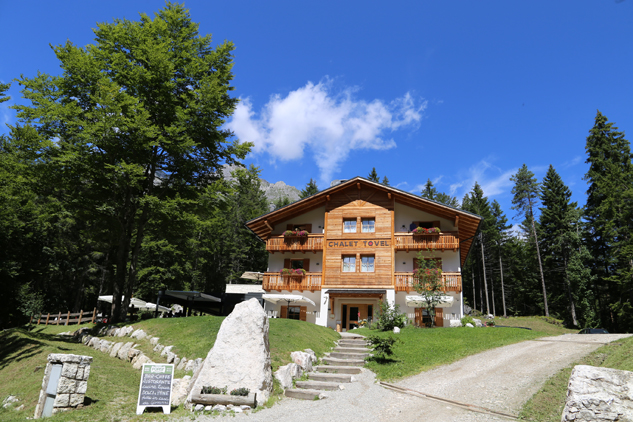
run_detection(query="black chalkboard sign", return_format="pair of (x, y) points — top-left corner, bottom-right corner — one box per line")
(136, 364), (174, 415)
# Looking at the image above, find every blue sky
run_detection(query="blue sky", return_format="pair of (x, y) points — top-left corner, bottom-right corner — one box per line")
(1, 1), (632, 221)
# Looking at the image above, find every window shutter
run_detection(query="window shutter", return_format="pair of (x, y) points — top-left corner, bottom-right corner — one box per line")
(287, 224), (293, 230)
(435, 308), (443, 327)
(280, 306), (287, 319)
(300, 306), (307, 321)
(284, 259), (291, 269)
(414, 308), (422, 327)
(303, 259), (310, 272)
(304, 224), (312, 233)
(413, 259), (420, 271)
(433, 220), (441, 229)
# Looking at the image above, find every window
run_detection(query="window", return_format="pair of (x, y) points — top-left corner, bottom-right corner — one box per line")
(343, 219), (357, 233)
(361, 255), (375, 272)
(342, 255), (356, 272)
(291, 260), (304, 270)
(287, 306), (301, 320)
(362, 218), (375, 233)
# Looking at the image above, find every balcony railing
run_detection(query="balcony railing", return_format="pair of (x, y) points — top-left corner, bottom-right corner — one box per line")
(394, 272), (462, 293)
(263, 272), (322, 292)
(394, 232), (459, 251)
(266, 234), (324, 253)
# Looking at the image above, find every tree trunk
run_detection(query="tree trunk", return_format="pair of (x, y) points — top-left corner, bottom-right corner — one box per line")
(530, 216), (549, 316)
(563, 256), (578, 326)
(479, 233), (490, 315)
(499, 248), (507, 317)
(471, 271), (477, 311)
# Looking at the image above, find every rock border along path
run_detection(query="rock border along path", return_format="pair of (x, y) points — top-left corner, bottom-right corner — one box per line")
(284, 332), (371, 400)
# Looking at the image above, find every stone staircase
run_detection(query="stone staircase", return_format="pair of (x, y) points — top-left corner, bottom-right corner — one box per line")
(285, 333), (371, 400)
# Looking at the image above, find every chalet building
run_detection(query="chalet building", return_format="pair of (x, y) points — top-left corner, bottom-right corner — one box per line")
(245, 177), (482, 330)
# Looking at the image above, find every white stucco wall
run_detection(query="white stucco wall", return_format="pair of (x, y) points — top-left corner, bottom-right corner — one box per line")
(394, 202), (458, 232)
(267, 253), (323, 272)
(394, 291), (462, 325)
(394, 251), (460, 272)
(271, 206), (326, 235)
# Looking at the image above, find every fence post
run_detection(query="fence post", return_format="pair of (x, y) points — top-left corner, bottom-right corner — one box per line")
(57, 312), (61, 325)
(30, 314), (33, 324)
(65, 311), (70, 326)
(37, 313), (42, 325)
(78, 309), (84, 325)
(45, 313), (50, 326)
(91, 307), (96, 324)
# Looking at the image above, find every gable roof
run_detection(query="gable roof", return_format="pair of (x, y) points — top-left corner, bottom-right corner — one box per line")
(246, 176), (482, 266)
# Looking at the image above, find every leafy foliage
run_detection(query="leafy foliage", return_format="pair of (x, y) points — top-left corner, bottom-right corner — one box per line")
(201, 385), (227, 395)
(367, 335), (401, 358)
(375, 300), (406, 331)
(230, 387), (250, 396)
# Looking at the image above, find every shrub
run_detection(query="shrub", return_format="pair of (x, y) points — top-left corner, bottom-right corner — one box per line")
(461, 316), (475, 327)
(230, 387), (250, 396)
(201, 386), (227, 395)
(367, 335), (401, 358)
(486, 320), (495, 327)
(375, 301), (406, 331)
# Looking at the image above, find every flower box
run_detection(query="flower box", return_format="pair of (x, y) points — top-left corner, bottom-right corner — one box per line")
(412, 227), (441, 235)
(280, 268), (306, 276)
(283, 230), (309, 237)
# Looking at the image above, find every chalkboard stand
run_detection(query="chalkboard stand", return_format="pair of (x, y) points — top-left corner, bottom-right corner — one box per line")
(136, 363), (174, 415)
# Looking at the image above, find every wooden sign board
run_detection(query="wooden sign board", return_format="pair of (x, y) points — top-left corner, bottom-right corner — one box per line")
(136, 363), (174, 415)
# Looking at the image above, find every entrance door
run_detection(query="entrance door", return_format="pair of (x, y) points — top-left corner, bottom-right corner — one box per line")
(345, 304), (372, 330)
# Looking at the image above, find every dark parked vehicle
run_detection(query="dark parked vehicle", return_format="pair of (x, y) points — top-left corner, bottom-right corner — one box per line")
(579, 328), (609, 334)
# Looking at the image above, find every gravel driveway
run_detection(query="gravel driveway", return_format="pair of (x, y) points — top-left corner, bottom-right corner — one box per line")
(192, 333), (631, 422)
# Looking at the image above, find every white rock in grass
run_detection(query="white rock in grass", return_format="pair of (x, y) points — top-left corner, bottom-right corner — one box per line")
(186, 298), (273, 407)
(117, 342), (135, 360)
(166, 351), (176, 363)
(184, 359), (195, 372)
(132, 353), (153, 370)
(303, 349), (318, 364)
(153, 344), (164, 354)
(449, 320), (461, 328)
(150, 337), (160, 346)
(177, 357), (187, 370)
(194, 404), (204, 412)
(290, 351), (313, 372)
(393, 327), (400, 334)
(465, 323), (474, 328)
(205, 405), (213, 411)
(110, 342), (124, 358)
(171, 376), (191, 406)
(274, 363), (302, 389)
(161, 345), (174, 358)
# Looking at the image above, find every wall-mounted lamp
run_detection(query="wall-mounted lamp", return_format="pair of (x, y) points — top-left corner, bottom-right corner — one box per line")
(403, 262), (406, 265)
(316, 262), (320, 265)
(402, 225), (405, 228)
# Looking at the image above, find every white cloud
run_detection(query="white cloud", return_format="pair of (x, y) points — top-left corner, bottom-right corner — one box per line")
(449, 159), (517, 199)
(227, 79), (426, 182)
(562, 156), (582, 169)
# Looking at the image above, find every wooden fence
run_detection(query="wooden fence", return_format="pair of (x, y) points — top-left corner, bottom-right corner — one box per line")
(30, 308), (97, 326)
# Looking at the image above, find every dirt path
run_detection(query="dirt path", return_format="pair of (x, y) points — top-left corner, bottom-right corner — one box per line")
(193, 334), (631, 422)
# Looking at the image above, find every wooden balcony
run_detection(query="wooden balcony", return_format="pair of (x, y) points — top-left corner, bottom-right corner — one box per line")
(394, 272), (462, 293)
(266, 234), (324, 254)
(394, 232), (459, 251)
(263, 272), (322, 292)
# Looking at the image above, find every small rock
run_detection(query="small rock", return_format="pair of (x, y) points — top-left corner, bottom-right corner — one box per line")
(160, 345), (174, 358)
(290, 351), (313, 372)
(153, 344), (164, 354)
(393, 327), (400, 334)
(150, 337), (159, 346)
(303, 349), (318, 364)
(213, 404), (227, 412)
(465, 323), (474, 328)
(177, 357), (187, 370)
(240, 405), (251, 410)
(233, 407), (243, 413)
(204, 405), (213, 411)
(194, 404), (204, 412)
(15, 404), (24, 411)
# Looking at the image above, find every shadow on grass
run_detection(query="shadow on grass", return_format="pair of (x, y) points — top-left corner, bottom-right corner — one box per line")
(366, 356), (399, 364)
(0, 327), (83, 370)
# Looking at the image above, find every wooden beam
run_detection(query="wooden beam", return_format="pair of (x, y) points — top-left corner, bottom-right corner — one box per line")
(387, 192), (392, 199)
(454, 215), (459, 228)
(326, 195), (330, 201)
(264, 220), (273, 231)
(357, 182), (361, 190)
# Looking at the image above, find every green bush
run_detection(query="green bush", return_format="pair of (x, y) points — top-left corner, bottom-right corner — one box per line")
(367, 335), (401, 358)
(230, 387), (250, 396)
(461, 316), (475, 327)
(375, 301), (407, 331)
(201, 385), (227, 395)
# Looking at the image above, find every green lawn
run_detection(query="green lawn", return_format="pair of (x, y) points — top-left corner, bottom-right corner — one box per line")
(355, 322), (556, 381)
(0, 318), (339, 420)
(519, 335), (633, 421)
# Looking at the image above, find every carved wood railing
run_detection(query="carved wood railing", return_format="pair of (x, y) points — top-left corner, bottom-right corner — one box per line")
(394, 232), (459, 251)
(263, 272), (322, 292)
(266, 234), (324, 253)
(394, 272), (462, 293)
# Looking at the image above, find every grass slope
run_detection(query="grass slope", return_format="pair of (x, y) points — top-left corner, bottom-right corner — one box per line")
(355, 316), (573, 381)
(0, 318), (338, 420)
(520, 335), (633, 421)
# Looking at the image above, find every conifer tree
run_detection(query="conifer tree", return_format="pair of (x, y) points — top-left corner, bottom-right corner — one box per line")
(583, 111), (633, 331)
(381, 176), (390, 186)
(511, 164), (549, 316)
(368, 167), (380, 182)
(539, 165), (579, 326)
(420, 179), (459, 208)
(491, 200), (511, 317)
(299, 178), (319, 199)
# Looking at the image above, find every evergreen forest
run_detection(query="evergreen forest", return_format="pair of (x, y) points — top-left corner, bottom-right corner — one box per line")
(1, 4), (632, 333)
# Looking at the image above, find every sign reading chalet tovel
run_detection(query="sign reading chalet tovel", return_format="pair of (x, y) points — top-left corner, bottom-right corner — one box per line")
(245, 177), (482, 330)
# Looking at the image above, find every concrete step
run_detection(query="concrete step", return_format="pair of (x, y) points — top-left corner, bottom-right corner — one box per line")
(339, 339), (368, 345)
(308, 372), (352, 383)
(338, 342), (369, 348)
(340, 333), (365, 339)
(315, 365), (362, 374)
(329, 351), (370, 360)
(285, 388), (323, 400)
(334, 346), (371, 353)
(295, 380), (341, 391)
(323, 357), (365, 366)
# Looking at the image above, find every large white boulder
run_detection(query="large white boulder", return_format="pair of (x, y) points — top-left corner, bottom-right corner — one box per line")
(290, 351), (313, 372)
(449, 320), (461, 328)
(274, 363), (303, 389)
(186, 298), (273, 407)
(561, 365), (633, 421)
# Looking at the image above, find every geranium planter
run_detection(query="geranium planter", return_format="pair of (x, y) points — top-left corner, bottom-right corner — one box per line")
(190, 392), (257, 408)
